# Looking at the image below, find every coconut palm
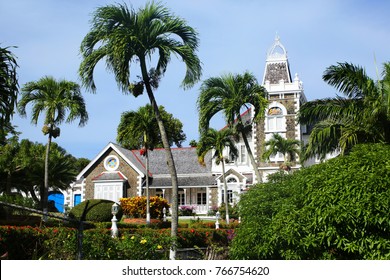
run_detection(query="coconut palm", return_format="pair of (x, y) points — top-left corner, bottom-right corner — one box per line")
(262, 133), (300, 170)
(17, 76), (88, 216)
(78, 2), (201, 259)
(298, 62), (390, 160)
(197, 71), (268, 183)
(197, 128), (238, 224)
(0, 45), (19, 144)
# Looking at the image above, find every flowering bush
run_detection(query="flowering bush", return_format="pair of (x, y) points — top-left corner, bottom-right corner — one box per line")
(179, 205), (196, 216)
(120, 196), (170, 219)
(0, 224), (234, 259)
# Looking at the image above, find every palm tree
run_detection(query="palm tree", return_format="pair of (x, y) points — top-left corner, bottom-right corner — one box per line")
(117, 105), (187, 224)
(17, 76), (88, 217)
(117, 105), (159, 225)
(78, 2), (201, 259)
(0, 45), (19, 144)
(263, 133), (300, 171)
(298, 62), (390, 160)
(197, 71), (268, 183)
(197, 128), (238, 224)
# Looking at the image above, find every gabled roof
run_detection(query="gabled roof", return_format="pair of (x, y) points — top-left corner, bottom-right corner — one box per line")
(76, 143), (213, 184)
(76, 142), (146, 181)
(215, 168), (247, 182)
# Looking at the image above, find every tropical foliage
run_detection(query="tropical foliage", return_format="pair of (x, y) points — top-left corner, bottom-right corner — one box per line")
(262, 133), (300, 168)
(197, 128), (238, 224)
(79, 2), (202, 258)
(117, 104), (185, 224)
(17, 76), (88, 212)
(230, 143), (390, 259)
(298, 62), (390, 160)
(0, 139), (82, 205)
(0, 45), (19, 144)
(120, 196), (170, 220)
(197, 72), (268, 182)
(0, 225), (233, 260)
(117, 105), (186, 150)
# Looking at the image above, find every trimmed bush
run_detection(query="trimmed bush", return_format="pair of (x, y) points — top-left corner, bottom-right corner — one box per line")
(68, 199), (123, 222)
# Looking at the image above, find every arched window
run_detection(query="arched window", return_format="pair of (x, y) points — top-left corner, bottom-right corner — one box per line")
(227, 177), (237, 183)
(266, 105), (286, 132)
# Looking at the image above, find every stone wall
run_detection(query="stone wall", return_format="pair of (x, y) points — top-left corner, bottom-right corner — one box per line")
(84, 149), (140, 200)
(255, 93), (298, 166)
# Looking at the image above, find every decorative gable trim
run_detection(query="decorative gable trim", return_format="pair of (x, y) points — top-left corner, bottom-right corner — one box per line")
(76, 142), (145, 181)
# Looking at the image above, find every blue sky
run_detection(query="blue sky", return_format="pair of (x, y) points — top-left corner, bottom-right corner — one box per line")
(1, 0), (389, 159)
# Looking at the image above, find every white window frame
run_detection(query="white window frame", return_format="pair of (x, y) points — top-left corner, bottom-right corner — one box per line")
(94, 182), (123, 203)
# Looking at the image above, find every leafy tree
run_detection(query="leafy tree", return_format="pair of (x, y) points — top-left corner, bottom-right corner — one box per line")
(197, 72), (268, 182)
(117, 104), (184, 224)
(262, 133), (300, 170)
(189, 140), (198, 147)
(298, 62), (390, 160)
(230, 143), (390, 260)
(197, 128), (238, 224)
(17, 76), (88, 214)
(117, 105), (186, 150)
(79, 1), (201, 259)
(0, 139), (79, 206)
(0, 137), (25, 195)
(0, 45), (19, 144)
(74, 157), (90, 173)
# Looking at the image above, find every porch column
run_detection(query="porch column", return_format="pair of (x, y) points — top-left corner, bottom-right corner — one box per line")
(206, 186), (210, 213)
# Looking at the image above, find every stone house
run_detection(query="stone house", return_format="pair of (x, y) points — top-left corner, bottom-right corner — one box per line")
(57, 36), (315, 213)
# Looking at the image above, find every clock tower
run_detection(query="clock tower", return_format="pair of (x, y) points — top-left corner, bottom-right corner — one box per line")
(254, 36), (308, 181)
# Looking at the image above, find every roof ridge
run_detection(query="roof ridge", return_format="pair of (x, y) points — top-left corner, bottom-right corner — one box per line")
(130, 150), (153, 177)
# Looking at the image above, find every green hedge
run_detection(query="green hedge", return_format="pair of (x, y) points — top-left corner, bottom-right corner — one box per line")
(68, 199), (123, 222)
(0, 225), (234, 260)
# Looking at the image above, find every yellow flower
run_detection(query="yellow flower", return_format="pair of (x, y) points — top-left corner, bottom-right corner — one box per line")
(131, 236), (135, 240)
(157, 245), (163, 250)
(140, 239), (147, 244)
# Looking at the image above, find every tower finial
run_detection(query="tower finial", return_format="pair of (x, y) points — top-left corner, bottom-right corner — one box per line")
(267, 33), (287, 60)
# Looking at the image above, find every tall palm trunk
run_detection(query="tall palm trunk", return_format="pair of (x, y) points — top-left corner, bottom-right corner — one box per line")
(241, 131), (262, 183)
(221, 157), (229, 225)
(237, 116), (262, 183)
(140, 58), (179, 260)
(43, 131), (52, 221)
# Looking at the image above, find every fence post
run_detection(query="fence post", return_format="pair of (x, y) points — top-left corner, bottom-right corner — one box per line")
(77, 221), (84, 260)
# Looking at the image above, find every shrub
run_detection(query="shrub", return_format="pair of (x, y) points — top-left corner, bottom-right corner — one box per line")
(218, 203), (239, 220)
(0, 225), (234, 259)
(0, 194), (38, 217)
(68, 199), (123, 222)
(120, 196), (169, 219)
(230, 143), (390, 260)
(179, 205), (196, 216)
